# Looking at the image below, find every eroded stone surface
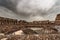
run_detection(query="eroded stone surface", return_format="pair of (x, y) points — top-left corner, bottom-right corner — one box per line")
(6, 34), (60, 40)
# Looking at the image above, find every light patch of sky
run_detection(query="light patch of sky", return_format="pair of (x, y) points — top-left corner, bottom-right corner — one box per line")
(29, 0), (57, 10)
(17, 0), (57, 12)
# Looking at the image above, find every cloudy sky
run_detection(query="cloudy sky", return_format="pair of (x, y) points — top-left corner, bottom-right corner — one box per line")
(0, 0), (60, 21)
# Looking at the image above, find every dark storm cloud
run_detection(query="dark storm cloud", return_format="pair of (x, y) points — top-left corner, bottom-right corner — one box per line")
(0, 0), (17, 13)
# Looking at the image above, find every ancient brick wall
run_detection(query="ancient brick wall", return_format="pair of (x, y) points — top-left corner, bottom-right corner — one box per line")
(0, 14), (60, 40)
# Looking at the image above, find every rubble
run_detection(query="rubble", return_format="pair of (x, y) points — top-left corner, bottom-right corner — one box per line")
(6, 34), (60, 40)
(0, 14), (60, 40)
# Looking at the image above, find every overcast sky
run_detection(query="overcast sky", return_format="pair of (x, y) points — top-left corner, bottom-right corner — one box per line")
(0, 0), (60, 21)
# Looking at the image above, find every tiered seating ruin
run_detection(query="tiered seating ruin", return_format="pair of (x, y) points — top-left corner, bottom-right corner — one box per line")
(0, 14), (60, 40)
